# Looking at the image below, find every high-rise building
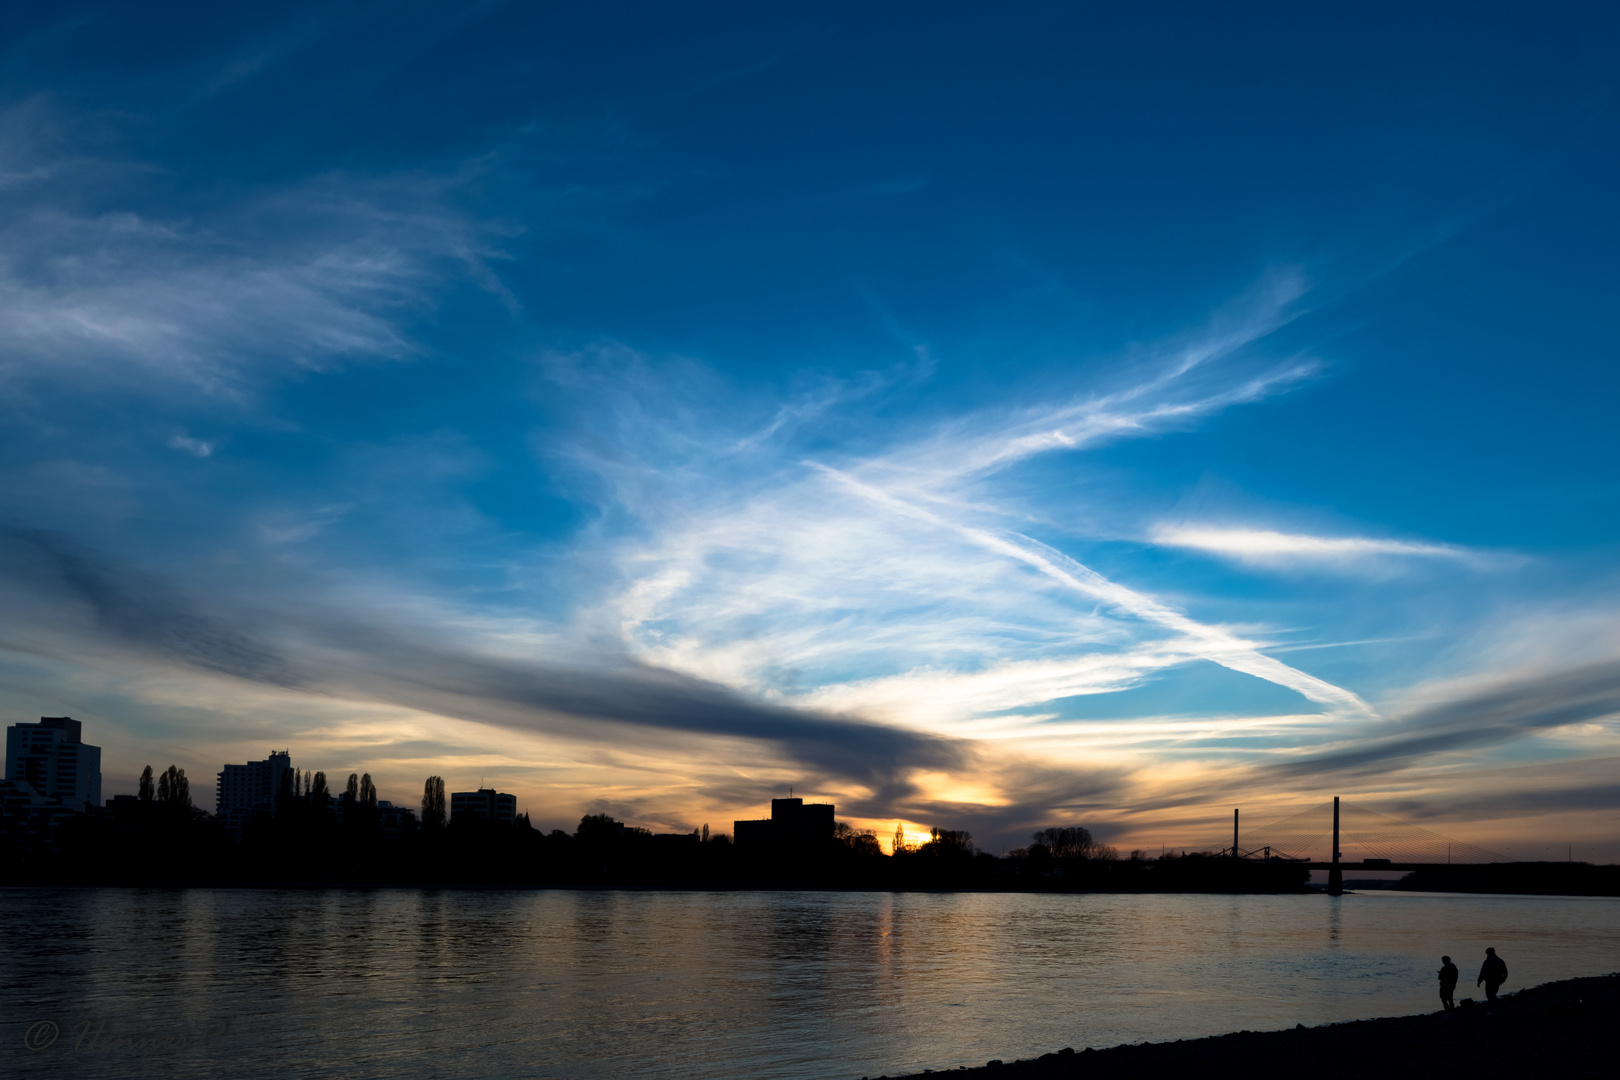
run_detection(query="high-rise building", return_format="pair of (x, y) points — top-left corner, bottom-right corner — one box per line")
(733, 797), (834, 848)
(450, 788), (518, 824)
(4, 717), (102, 812)
(216, 751), (292, 816)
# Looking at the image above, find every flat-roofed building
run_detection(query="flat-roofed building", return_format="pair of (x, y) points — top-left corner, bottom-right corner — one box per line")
(4, 717), (101, 812)
(733, 797), (834, 848)
(450, 788), (517, 824)
(216, 751), (293, 817)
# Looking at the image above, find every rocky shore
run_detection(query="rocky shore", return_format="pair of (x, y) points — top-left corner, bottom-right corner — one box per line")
(879, 972), (1619, 1080)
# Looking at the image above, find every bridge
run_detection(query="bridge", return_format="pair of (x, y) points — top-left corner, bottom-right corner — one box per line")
(1219, 798), (1509, 895)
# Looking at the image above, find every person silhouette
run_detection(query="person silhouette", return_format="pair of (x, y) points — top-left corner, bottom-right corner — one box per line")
(1438, 955), (1459, 1012)
(1476, 947), (1508, 1005)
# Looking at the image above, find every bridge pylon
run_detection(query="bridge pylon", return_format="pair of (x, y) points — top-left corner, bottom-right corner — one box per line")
(1328, 796), (1343, 895)
(1234, 797), (1509, 881)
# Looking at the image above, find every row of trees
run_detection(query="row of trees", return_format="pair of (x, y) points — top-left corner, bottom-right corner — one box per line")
(137, 765), (193, 808)
(890, 825), (976, 857)
(123, 769), (1216, 870)
(1, 760), (1312, 891)
(5, 783), (1313, 892)
(280, 768), (379, 807)
(126, 763), (391, 814)
(112, 769), (1145, 872)
(1016, 826), (1120, 862)
(882, 825), (1120, 861)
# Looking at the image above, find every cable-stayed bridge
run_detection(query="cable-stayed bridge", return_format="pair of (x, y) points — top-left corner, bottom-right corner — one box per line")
(1222, 798), (1510, 895)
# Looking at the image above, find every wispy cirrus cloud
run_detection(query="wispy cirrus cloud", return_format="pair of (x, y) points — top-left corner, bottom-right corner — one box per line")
(816, 468), (1375, 718)
(1257, 657), (1620, 788)
(0, 101), (516, 400)
(796, 649), (1198, 733)
(572, 278), (1377, 750)
(0, 196), (426, 395)
(167, 434), (216, 458)
(1151, 524), (1479, 567)
(866, 271), (1316, 487)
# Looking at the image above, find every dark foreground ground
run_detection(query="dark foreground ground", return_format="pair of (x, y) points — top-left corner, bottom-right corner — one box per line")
(879, 973), (1619, 1080)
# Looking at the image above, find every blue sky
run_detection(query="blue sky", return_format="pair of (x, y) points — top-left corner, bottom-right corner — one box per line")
(3, 2), (1619, 856)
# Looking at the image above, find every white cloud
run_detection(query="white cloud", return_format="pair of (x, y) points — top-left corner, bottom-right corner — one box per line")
(0, 202), (426, 395)
(793, 647), (1200, 732)
(256, 504), (353, 546)
(868, 272), (1316, 486)
(167, 434), (215, 458)
(566, 287), (1379, 745)
(818, 468), (1375, 717)
(0, 103), (512, 399)
(1151, 525), (1475, 566)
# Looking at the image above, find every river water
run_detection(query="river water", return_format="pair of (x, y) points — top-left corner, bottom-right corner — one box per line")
(2, 887), (1616, 1079)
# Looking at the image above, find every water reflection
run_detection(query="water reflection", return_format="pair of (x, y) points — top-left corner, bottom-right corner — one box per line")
(2, 889), (1616, 1080)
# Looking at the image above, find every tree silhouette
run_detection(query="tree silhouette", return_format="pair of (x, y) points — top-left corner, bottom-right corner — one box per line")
(1035, 826), (1093, 859)
(310, 771), (329, 802)
(1032, 826), (1118, 861)
(576, 813), (623, 845)
(359, 773), (376, 807)
(421, 776), (446, 829)
(344, 773), (359, 802)
(156, 765), (190, 808)
(138, 765), (154, 802)
(919, 827), (974, 857)
(835, 821), (883, 856)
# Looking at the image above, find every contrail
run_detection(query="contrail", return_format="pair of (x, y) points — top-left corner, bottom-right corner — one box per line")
(816, 465), (1376, 718)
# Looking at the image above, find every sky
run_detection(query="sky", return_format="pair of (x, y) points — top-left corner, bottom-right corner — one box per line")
(2, 2), (1619, 860)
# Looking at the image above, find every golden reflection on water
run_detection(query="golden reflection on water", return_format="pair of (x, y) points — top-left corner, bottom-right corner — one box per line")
(2, 888), (1617, 1080)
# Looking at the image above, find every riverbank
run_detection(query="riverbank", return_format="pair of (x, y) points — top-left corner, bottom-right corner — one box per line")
(884, 972), (1619, 1079)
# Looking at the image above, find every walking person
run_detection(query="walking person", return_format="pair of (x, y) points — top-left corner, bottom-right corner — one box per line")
(1477, 947), (1508, 1006)
(1438, 955), (1459, 1012)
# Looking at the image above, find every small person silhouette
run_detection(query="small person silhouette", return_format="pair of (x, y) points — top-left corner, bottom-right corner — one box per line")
(1477, 947), (1508, 1005)
(1438, 955), (1459, 1012)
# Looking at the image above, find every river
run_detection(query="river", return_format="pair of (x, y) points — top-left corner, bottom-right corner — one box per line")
(2, 887), (1616, 1079)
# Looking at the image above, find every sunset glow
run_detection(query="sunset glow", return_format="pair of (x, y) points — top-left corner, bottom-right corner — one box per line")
(3, 2), (1618, 866)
